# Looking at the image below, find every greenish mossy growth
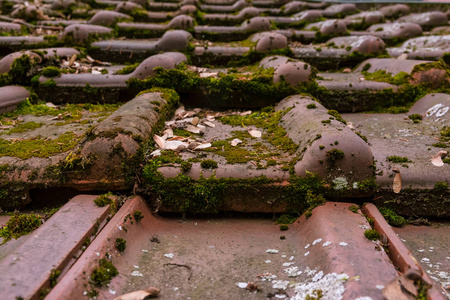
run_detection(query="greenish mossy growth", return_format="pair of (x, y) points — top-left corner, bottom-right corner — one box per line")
(1, 121), (44, 135)
(434, 181), (448, 191)
(115, 62), (139, 75)
(49, 269), (61, 288)
(133, 210), (144, 222)
(115, 238), (126, 252)
(319, 145), (325, 150)
(279, 225), (289, 231)
(348, 205), (360, 213)
(364, 229), (380, 241)
(441, 126), (450, 141)
(443, 158), (450, 164)
(356, 131), (368, 143)
(93, 193), (116, 214)
(432, 142), (448, 148)
(181, 161), (192, 172)
(0, 132), (82, 159)
(363, 70), (410, 86)
(327, 110), (346, 124)
(41, 66), (61, 77)
(0, 54), (35, 87)
(276, 214), (299, 224)
(387, 156), (411, 163)
(379, 207), (406, 227)
(326, 149), (345, 162)
(127, 65), (318, 109)
(362, 63), (371, 72)
(306, 103), (317, 109)
(0, 213), (42, 242)
(90, 258), (119, 287)
(201, 159), (218, 169)
(366, 217), (374, 226)
(219, 108), (299, 154)
(408, 114), (423, 122)
(357, 178), (378, 194)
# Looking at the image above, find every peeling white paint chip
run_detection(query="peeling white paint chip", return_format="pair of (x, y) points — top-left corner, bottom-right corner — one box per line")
(339, 242), (348, 246)
(164, 253), (175, 258)
(283, 262), (294, 267)
(265, 260), (271, 264)
(421, 258), (430, 263)
(355, 297), (373, 300)
(323, 241), (332, 247)
(131, 271), (143, 277)
(142, 249), (148, 253)
(305, 244), (310, 249)
(109, 289), (116, 295)
(312, 238), (322, 245)
(236, 282), (248, 289)
(304, 251), (310, 256)
(376, 285), (384, 289)
(266, 249), (279, 254)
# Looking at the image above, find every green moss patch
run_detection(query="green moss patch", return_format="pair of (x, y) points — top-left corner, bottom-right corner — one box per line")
(386, 156), (412, 163)
(90, 257), (118, 287)
(0, 213), (42, 243)
(0, 132), (82, 159)
(364, 229), (380, 241)
(379, 207), (406, 227)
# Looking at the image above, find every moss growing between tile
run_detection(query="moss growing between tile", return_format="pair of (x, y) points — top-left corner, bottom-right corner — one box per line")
(115, 238), (126, 252)
(386, 156), (411, 163)
(378, 207), (406, 227)
(90, 257), (118, 287)
(364, 229), (380, 241)
(0, 213), (42, 243)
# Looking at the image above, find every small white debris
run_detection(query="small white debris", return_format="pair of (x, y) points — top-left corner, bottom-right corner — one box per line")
(164, 253), (175, 258)
(83, 291), (88, 295)
(134, 265), (139, 269)
(284, 266), (303, 277)
(150, 149), (162, 157)
(289, 256), (295, 261)
(418, 249), (425, 252)
(282, 255), (287, 258)
(304, 251), (310, 256)
(421, 258), (430, 263)
(116, 225), (122, 230)
(283, 262), (294, 267)
(231, 139), (242, 146)
(265, 260), (271, 264)
(194, 143), (212, 150)
(203, 121), (215, 128)
(259, 273), (277, 281)
(376, 285), (384, 289)
(153, 134), (165, 149)
(272, 280), (290, 290)
(323, 241), (332, 247)
(142, 249), (148, 253)
(305, 244), (310, 249)
(95, 252), (100, 256)
(109, 289), (116, 295)
(304, 267), (317, 277)
(312, 238), (322, 245)
(312, 271), (324, 282)
(275, 294), (286, 299)
(359, 225), (369, 230)
(429, 249), (434, 252)
(355, 297), (373, 300)
(194, 222), (198, 226)
(209, 245), (215, 249)
(248, 129), (262, 138)
(174, 287), (179, 291)
(131, 271), (143, 277)
(339, 242), (348, 246)
(266, 249), (279, 254)
(401, 238), (406, 242)
(291, 272), (349, 300)
(446, 257), (450, 260)
(236, 282), (248, 289)
(429, 247), (434, 249)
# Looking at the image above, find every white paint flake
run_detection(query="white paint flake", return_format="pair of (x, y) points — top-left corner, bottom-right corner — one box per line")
(284, 266), (303, 277)
(323, 241), (332, 247)
(291, 272), (349, 300)
(164, 253), (174, 258)
(312, 238), (323, 245)
(339, 242), (348, 246)
(131, 271), (143, 277)
(236, 282), (248, 289)
(266, 249), (279, 254)
(272, 280), (290, 290)
(304, 251), (310, 256)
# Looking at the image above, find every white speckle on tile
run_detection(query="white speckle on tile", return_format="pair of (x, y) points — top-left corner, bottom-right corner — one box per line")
(323, 241), (332, 247)
(283, 262), (294, 267)
(95, 252), (100, 256)
(282, 255), (287, 258)
(312, 238), (322, 245)
(116, 225), (122, 230)
(258, 273), (277, 281)
(131, 271), (143, 277)
(194, 223), (197, 226)
(164, 253), (174, 258)
(275, 294), (286, 299)
(133, 265), (139, 269)
(289, 256), (295, 261)
(305, 244), (310, 249)
(355, 297), (373, 300)
(272, 280), (290, 290)
(236, 282), (248, 289)
(209, 245), (215, 249)
(109, 289), (116, 295)
(265, 260), (271, 263)
(376, 285), (384, 289)
(266, 249), (279, 254)
(312, 271), (324, 282)
(418, 249), (425, 252)
(339, 242), (348, 246)
(421, 257), (430, 263)
(304, 251), (310, 256)
(142, 249), (148, 253)
(174, 287), (179, 291)
(359, 225), (369, 230)
(284, 266), (302, 277)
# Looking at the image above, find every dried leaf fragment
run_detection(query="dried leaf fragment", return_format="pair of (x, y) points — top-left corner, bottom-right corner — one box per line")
(392, 167), (402, 194)
(113, 287), (160, 300)
(248, 129), (262, 138)
(203, 121), (215, 128)
(153, 134), (165, 149)
(165, 140), (188, 150)
(194, 143), (211, 150)
(231, 139), (242, 146)
(430, 150), (447, 167)
(191, 116), (199, 126)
